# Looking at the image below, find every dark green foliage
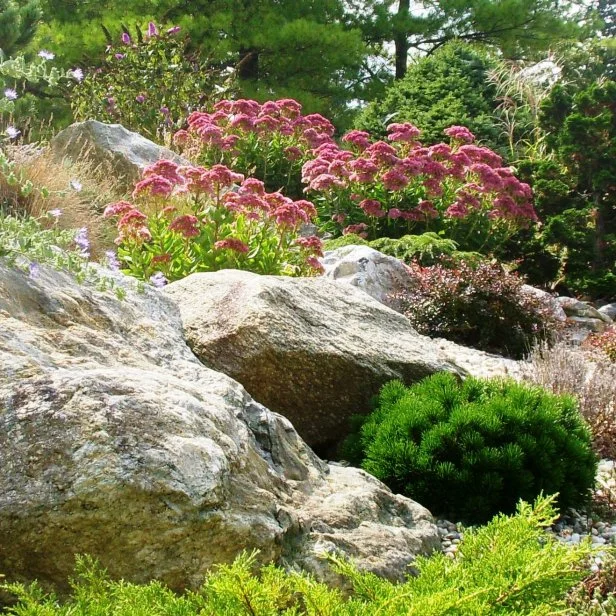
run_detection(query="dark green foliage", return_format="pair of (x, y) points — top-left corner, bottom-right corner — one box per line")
(0, 0), (41, 56)
(355, 42), (520, 154)
(345, 373), (597, 524)
(0, 496), (598, 614)
(511, 77), (616, 300)
(395, 259), (561, 359)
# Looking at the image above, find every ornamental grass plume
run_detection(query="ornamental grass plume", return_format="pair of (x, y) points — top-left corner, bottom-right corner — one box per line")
(103, 160), (323, 281)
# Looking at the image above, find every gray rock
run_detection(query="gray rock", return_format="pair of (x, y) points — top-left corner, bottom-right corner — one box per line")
(557, 296), (612, 323)
(164, 270), (519, 452)
(521, 285), (567, 321)
(50, 120), (189, 189)
(320, 244), (415, 306)
(0, 261), (439, 593)
(598, 303), (616, 320)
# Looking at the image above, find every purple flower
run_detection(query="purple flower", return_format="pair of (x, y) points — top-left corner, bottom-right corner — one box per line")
(28, 262), (40, 278)
(150, 272), (168, 288)
(4, 88), (17, 101)
(114, 53), (125, 60)
(160, 106), (170, 115)
(121, 32), (132, 45)
(135, 94), (146, 103)
(147, 22), (159, 37)
(48, 209), (62, 218)
(74, 227), (90, 258)
(38, 50), (55, 60)
(5, 126), (20, 139)
(70, 68), (84, 82)
(166, 26), (181, 35)
(107, 97), (116, 106)
(105, 250), (121, 271)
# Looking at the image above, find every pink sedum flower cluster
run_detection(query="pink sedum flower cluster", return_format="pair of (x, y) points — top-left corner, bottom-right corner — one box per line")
(103, 160), (323, 281)
(173, 99), (335, 199)
(301, 123), (537, 249)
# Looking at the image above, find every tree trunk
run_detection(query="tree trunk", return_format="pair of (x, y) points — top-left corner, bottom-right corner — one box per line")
(238, 47), (260, 81)
(394, 0), (410, 79)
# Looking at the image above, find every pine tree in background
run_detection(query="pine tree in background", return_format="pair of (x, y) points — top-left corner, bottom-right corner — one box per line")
(0, 0), (42, 56)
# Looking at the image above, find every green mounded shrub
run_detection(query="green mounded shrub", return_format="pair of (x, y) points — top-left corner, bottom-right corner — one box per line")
(344, 373), (597, 524)
(0, 495), (598, 615)
(394, 259), (560, 359)
(323, 232), (482, 267)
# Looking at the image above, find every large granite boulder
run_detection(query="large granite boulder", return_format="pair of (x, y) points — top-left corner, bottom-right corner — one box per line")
(320, 244), (414, 306)
(0, 261), (439, 594)
(50, 120), (189, 189)
(557, 296), (612, 343)
(164, 270), (519, 453)
(598, 303), (616, 321)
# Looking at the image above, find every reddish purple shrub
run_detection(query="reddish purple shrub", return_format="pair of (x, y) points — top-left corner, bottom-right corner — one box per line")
(394, 260), (560, 358)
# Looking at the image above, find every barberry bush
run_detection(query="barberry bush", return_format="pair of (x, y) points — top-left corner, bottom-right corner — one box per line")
(71, 24), (236, 140)
(394, 259), (560, 359)
(344, 373), (596, 524)
(103, 160), (323, 284)
(173, 98), (336, 199)
(303, 123), (537, 252)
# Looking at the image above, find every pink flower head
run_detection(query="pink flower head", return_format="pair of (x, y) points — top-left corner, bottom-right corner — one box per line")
(207, 164), (244, 189)
(132, 174), (174, 199)
(276, 98), (302, 119)
(417, 200), (439, 219)
(445, 126), (475, 144)
(332, 213), (346, 224)
(273, 202), (308, 228)
(239, 178), (267, 196)
(118, 209), (147, 227)
(359, 198), (385, 218)
(229, 113), (255, 131)
(308, 173), (345, 192)
(214, 238), (249, 253)
(387, 208), (402, 219)
(135, 94), (146, 103)
(303, 113), (335, 136)
(349, 157), (379, 183)
(303, 128), (333, 149)
(169, 215), (200, 238)
(342, 130), (371, 151)
(301, 159), (330, 183)
(143, 160), (183, 184)
(284, 145), (303, 161)
(382, 168), (409, 191)
(173, 129), (191, 146)
(221, 134), (240, 151)
(254, 115), (281, 132)
(294, 199), (317, 220)
(366, 141), (399, 166)
(343, 223), (369, 238)
(103, 200), (134, 218)
(231, 99), (260, 116)
(295, 235), (323, 256)
(306, 256), (325, 273)
(180, 166), (213, 195)
(387, 122), (421, 143)
(446, 202), (470, 219)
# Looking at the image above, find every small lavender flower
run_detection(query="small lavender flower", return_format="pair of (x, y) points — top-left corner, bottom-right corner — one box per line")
(105, 250), (121, 271)
(166, 26), (181, 35)
(48, 208), (62, 218)
(135, 94), (145, 103)
(121, 32), (132, 45)
(28, 262), (40, 278)
(70, 68), (84, 82)
(150, 272), (168, 288)
(147, 22), (159, 37)
(74, 227), (90, 258)
(70, 179), (83, 192)
(38, 50), (55, 60)
(4, 88), (17, 101)
(114, 53), (125, 60)
(5, 126), (20, 139)
(160, 106), (170, 115)
(107, 97), (116, 106)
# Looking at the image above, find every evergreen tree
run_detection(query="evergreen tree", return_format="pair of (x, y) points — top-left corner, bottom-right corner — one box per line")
(0, 0), (42, 56)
